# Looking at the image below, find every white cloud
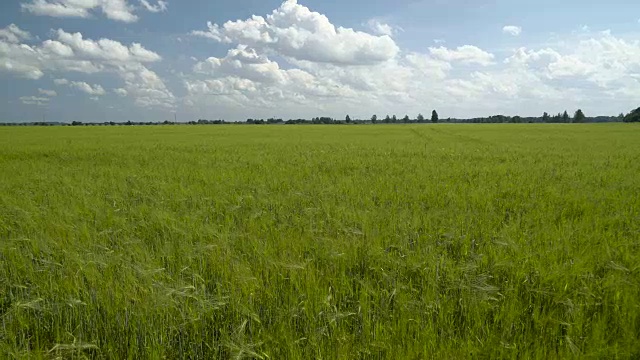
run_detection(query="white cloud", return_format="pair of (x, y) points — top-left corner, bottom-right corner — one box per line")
(69, 81), (106, 95)
(7, 2), (640, 119)
(0, 24), (32, 43)
(186, 42), (458, 118)
(366, 19), (395, 37)
(1, 27), (174, 108)
(505, 32), (640, 89)
(547, 55), (595, 77)
(55, 30), (162, 62)
(100, 0), (137, 22)
(188, 46), (327, 103)
(139, 0), (167, 13)
(21, 0), (168, 22)
(21, 0), (96, 18)
(38, 88), (57, 96)
(192, 0), (399, 65)
(185, 22), (640, 120)
(20, 96), (50, 106)
(54, 78), (106, 95)
(185, 45), (375, 115)
(503, 25), (522, 36)
(405, 53), (452, 80)
(121, 65), (174, 108)
(0, 29), (163, 80)
(194, 45), (293, 84)
(429, 45), (495, 66)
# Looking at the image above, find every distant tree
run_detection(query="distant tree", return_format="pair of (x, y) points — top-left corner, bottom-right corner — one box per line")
(562, 110), (570, 123)
(431, 110), (439, 123)
(618, 113), (625, 121)
(512, 116), (522, 123)
(384, 115), (391, 123)
(346, 114), (352, 123)
(392, 115), (397, 123)
(417, 113), (425, 123)
(371, 114), (377, 123)
(574, 109), (586, 123)
(542, 112), (551, 123)
(623, 107), (640, 123)
(402, 115), (410, 123)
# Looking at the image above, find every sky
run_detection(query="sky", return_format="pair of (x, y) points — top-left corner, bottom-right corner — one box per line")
(1, 0), (639, 123)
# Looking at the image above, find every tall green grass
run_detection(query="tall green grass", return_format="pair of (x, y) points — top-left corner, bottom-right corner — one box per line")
(1, 124), (639, 359)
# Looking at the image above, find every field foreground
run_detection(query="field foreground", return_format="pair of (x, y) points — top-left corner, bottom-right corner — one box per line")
(1, 124), (639, 359)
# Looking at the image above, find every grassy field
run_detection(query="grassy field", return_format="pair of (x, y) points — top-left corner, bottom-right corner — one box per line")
(0, 124), (639, 359)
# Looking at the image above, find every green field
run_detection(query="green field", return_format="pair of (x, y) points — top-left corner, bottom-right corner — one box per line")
(1, 124), (639, 359)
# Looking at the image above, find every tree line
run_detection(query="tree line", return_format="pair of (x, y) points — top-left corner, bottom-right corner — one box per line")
(623, 107), (640, 122)
(2, 107), (639, 126)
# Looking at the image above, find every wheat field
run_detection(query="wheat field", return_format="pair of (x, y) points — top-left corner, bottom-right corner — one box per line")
(1, 124), (639, 359)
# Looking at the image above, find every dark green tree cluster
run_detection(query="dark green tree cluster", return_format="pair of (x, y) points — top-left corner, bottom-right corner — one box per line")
(454, 109), (594, 124)
(574, 109), (586, 123)
(543, 111), (572, 123)
(363, 111), (438, 124)
(623, 108), (640, 122)
(246, 118), (284, 124)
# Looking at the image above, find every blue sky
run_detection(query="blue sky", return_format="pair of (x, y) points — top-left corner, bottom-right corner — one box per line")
(1, 0), (639, 122)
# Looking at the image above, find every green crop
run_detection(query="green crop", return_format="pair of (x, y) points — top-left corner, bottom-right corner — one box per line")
(1, 124), (639, 359)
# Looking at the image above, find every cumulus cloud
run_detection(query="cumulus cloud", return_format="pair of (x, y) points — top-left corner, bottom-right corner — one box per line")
(503, 25), (522, 36)
(192, 0), (399, 65)
(0, 24), (32, 43)
(186, 45), (356, 108)
(121, 66), (174, 108)
(429, 45), (495, 66)
(54, 30), (162, 62)
(439, 31), (640, 112)
(99, 0), (138, 22)
(0, 28), (163, 80)
(194, 45), (295, 84)
(139, 0), (167, 13)
(20, 0), (168, 22)
(504, 32), (640, 89)
(20, 96), (50, 106)
(186, 43), (457, 118)
(185, 22), (640, 119)
(53, 78), (105, 95)
(69, 81), (106, 95)
(405, 53), (452, 80)
(366, 19), (395, 36)
(8, 2), (640, 119)
(38, 88), (57, 96)
(0, 26), (174, 108)
(21, 0), (95, 18)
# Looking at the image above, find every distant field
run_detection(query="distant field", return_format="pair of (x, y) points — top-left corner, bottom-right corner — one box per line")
(1, 124), (639, 359)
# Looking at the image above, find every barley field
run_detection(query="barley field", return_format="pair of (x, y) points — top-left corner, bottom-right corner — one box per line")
(1, 124), (639, 359)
